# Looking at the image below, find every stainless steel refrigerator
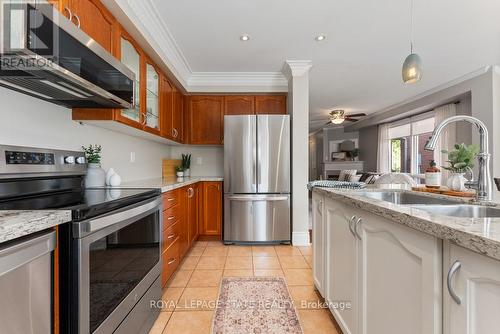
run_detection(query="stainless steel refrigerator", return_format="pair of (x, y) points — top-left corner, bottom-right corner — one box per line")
(224, 115), (291, 244)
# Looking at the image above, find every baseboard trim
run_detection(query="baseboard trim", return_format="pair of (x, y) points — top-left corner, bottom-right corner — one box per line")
(292, 231), (310, 246)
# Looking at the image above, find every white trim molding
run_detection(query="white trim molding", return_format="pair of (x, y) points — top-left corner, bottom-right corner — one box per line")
(188, 72), (288, 93)
(111, 0), (289, 92)
(283, 60), (313, 79)
(292, 232), (311, 246)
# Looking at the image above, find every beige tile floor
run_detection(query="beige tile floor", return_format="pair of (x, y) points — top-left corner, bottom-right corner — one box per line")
(149, 241), (341, 334)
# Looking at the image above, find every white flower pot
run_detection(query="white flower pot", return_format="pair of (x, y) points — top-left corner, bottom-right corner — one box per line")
(176, 171), (184, 177)
(85, 163), (106, 188)
(447, 172), (467, 192)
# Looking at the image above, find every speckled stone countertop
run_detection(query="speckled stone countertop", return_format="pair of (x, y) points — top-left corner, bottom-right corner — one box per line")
(0, 210), (71, 244)
(121, 176), (223, 193)
(313, 184), (500, 261)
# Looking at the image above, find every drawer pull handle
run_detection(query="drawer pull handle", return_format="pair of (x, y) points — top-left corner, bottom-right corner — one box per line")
(167, 198), (175, 202)
(167, 258), (176, 265)
(167, 216), (175, 220)
(167, 234), (176, 239)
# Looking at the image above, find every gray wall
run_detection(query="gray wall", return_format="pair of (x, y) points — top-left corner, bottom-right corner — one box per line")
(358, 125), (379, 172)
(322, 127), (359, 162)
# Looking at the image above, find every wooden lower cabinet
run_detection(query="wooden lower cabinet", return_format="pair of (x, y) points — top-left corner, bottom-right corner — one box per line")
(161, 182), (222, 285)
(199, 181), (222, 238)
(161, 239), (179, 287)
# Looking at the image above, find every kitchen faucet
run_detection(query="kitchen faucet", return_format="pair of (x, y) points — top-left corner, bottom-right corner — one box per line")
(424, 115), (493, 202)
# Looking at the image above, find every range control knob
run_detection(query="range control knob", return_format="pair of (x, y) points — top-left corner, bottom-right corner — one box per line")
(64, 156), (75, 164)
(75, 156), (86, 164)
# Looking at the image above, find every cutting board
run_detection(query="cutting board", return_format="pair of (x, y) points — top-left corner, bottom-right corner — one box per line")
(162, 159), (182, 178)
(411, 186), (475, 198)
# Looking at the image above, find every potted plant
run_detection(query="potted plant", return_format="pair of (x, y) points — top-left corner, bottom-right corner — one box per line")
(182, 154), (191, 177)
(441, 143), (479, 191)
(82, 144), (105, 187)
(175, 165), (185, 177)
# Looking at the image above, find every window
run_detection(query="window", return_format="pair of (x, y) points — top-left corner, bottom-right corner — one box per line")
(387, 115), (435, 175)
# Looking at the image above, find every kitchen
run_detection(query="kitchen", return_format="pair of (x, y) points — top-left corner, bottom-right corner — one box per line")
(1, 0), (500, 334)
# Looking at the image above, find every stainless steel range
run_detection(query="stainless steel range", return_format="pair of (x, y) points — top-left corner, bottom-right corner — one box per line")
(0, 145), (162, 334)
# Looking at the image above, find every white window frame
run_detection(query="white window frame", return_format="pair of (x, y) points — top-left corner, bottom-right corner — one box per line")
(387, 112), (435, 175)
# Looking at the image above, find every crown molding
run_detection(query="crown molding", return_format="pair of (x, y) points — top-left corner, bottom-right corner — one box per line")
(187, 72), (288, 93)
(283, 60), (313, 79)
(113, 0), (289, 92)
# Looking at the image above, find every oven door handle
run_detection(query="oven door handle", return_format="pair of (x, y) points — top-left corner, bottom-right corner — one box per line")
(74, 197), (162, 238)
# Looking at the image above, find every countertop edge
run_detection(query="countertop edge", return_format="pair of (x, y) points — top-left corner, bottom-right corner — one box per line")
(121, 177), (223, 193)
(0, 210), (72, 244)
(313, 187), (500, 261)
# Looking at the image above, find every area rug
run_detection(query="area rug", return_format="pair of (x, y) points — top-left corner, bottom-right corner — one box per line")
(212, 277), (303, 334)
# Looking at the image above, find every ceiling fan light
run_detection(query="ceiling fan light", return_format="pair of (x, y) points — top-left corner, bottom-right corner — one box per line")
(331, 118), (345, 125)
(402, 53), (422, 83)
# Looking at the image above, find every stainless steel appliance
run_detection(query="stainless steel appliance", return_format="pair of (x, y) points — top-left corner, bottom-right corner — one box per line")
(224, 115), (291, 244)
(0, 145), (162, 334)
(0, 230), (56, 334)
(0, 1), (134, 108)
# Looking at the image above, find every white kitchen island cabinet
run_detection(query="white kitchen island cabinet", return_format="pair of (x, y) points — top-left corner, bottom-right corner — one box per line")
(317, 195), (442, 334)
(324, 198), (359, 334)
(443, 242), (500, 334)
(356, 206), (442, 334)
(312, 192), (326, 295)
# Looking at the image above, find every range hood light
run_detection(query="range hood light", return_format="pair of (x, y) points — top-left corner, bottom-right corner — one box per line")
(40, 80), (88, 98)
(0, 79), (53, 99)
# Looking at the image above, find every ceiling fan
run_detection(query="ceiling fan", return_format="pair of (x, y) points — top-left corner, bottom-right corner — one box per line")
(320, 110), (367, 125)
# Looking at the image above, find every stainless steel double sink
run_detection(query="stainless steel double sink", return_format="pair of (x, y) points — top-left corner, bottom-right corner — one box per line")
(357, 191), (500, 218)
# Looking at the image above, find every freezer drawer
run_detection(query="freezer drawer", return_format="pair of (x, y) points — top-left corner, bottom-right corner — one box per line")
(224, 194), (290, 243)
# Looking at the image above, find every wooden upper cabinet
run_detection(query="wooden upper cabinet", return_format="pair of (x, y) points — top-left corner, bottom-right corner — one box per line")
(187, 96), (224, 145)
(224, 95), (255, 115)
(144, 59), (161, 135)
(115, 30), (143, 128)
(200, 182), (222, 237)
(255, 95), (287, 114)
(173, 87), (184, 142)
(160, 76), (175, 140)
(69, 0), (116, 53)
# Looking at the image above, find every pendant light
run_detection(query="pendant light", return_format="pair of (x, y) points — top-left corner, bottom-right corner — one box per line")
(402, 0), (422, 83)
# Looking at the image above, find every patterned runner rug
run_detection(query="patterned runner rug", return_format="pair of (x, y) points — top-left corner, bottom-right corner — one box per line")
(212, 277), (303, 334)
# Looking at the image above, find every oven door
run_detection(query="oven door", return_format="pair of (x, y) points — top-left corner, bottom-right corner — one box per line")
(73, 197), (162, 334)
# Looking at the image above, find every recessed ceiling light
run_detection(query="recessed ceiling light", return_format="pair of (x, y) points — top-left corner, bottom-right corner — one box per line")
(240, 34), (250, 41)
(315, 35), (326, 41)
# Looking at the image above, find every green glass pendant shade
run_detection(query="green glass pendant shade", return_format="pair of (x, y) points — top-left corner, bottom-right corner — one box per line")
(402, 53), (423, 84)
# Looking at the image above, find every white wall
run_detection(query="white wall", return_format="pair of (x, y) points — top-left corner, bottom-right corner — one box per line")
(0, 87), (171, 182)
(169, 146), (223, 176)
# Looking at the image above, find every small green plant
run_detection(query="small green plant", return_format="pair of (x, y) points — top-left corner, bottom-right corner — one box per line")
(82, 144), (102, 164)
(181, 154), (191, 170)
(441, 143), (479, 173)
(175, 165), (185, 173)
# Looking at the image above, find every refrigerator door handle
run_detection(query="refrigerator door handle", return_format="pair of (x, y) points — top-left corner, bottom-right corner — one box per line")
(227, 195), (289, 201)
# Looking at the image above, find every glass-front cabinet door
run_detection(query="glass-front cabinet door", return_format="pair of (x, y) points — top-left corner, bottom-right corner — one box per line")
(145, 62), (160, 133)
(120, 36), (141, 124)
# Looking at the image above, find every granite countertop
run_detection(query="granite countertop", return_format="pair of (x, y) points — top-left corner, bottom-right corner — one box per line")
(121, 176), (223, 193)
(313, 185), (500, 261)
(0, 210), (71, 244)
